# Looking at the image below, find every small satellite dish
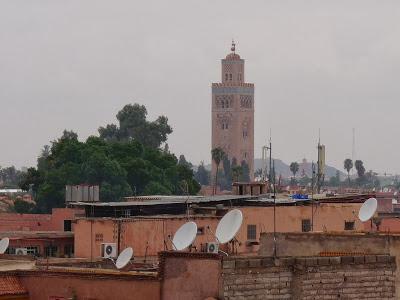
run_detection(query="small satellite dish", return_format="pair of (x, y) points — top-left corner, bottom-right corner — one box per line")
(394, 191), (398, 196)
(172, 221), (197, 251)
(0, 238), (9, 254)
(392, 199), (397, 204)
(115, 247), (133, 269)
(358, 198), (378, 222)
(216, 209), (243, 244)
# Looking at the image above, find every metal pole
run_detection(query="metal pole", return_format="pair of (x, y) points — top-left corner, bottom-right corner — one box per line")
(273, 158), (277, 257)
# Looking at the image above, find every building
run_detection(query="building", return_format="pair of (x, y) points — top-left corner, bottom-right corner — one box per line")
(0, 231), (397, 300)
(211, 41), (254, 180)
(70, 194), (371, 259)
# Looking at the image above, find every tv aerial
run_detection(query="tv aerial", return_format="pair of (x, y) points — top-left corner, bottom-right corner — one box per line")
(216, 209), (243, 244)
(109, 247), (133, 270)
(358, 198), (378, 222)
(172, 221), (197, 251)
(0, 238), (9, 254)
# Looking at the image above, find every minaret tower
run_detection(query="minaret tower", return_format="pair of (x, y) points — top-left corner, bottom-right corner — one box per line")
(211, 41), (255, 181)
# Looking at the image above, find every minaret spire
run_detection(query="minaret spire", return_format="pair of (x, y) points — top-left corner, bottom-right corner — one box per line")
(231, 39), (236, 53)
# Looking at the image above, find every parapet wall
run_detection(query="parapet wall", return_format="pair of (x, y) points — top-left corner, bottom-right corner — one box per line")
(221, 255), (396, 299)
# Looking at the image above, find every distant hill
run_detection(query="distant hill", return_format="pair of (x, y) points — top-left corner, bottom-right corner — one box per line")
(203, 158), (345, 179)
(254, 158), (345, 179)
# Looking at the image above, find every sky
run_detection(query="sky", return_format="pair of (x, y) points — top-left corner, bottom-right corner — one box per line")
(0, 1), (399, 174)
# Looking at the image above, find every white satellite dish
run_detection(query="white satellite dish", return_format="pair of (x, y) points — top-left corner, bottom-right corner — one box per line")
(115, 247), (133, 269)
(216, 209), (243, 244)
(392, 199), (397, 204)
(0, 237), (9, 254)
(358, 198), (378, 222)
(394, 191), (398, 196)
(172, 221), (197, 251)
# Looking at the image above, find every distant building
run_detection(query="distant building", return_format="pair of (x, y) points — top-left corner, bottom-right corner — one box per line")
(211, 41), (254, 180)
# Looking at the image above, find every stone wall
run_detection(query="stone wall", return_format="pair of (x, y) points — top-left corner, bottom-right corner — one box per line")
(221, 255), (396, 299)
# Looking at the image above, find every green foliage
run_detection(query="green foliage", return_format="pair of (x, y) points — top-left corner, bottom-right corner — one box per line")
(194, 162), (210, 186)
(211, 147), (226, 194)
(354, 160), (365, 178)
(98, 104), (173, 148)
(19, 104), (200, 213)
(13, 199), (35, 214)
(0, 166), (25, 188)
(289, 162), (299, 177)
(344, 158), (353, 184)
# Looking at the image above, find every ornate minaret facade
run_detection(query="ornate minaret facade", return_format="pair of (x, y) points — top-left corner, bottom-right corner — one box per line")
(211, 42), (254, 181)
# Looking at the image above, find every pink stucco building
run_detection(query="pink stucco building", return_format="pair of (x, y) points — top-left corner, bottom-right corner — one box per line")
(211, 42), (254, 180)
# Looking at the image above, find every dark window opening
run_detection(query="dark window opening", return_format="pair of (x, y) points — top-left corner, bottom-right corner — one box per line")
(64, 245), (74, 257)
(197, 227), (205, 235)
(45, 246), (58, 257)
(64, 220), (72, 232)
(247, 224), (257, 240)
(302, 219), (311, 232)
(344, 221), (355, 230)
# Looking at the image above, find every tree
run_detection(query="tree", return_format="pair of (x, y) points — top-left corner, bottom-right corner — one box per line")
(240, 161), (250, 182)
(354, 160), (365, 178)
(13, 199), (35, 214)
(195, 162), (210, 186)
(344, 159), (353, 185)
(232, 166), (243, 182)
(289, 162), (299, 178)
(211, 147), (226, 194)
(99, 104), (173, 149)
(19, 104), (200, 212)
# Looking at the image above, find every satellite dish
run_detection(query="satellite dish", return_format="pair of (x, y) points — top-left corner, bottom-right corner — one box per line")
(216, 209), (243, 244)
(394, 191), (398, 196)
(0, 238), (9, 254)
(392, 199), (397, 204)
(358, 198), (378, 222)
(115, 247), (133, 269)
(172, 221), (197, 251)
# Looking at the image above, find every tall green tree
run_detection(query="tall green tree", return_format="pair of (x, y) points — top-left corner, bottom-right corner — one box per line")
(344, 158), (353, 185)
(99, 104), (172, 149)
(19, 104), (200, 213)
(194, 161), (210, 186)
(211, 147), (226, 194)
(289, 162), (299, 178)
(354, 160), (365, 178)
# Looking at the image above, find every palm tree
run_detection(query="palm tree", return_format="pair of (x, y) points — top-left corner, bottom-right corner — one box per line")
(289, 162), (299, 178)
(211, 147), (226, 195)
(344, 158), (353, 185)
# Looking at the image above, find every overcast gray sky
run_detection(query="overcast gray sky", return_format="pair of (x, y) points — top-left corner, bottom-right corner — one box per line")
(0, 1), (399, 174)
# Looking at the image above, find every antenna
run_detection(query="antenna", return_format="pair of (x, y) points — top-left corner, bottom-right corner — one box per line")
(215, 209), (243, 244)
(358, 198), (378, 222)
(172, 221), (197, 251)
(0, 238), (9, 254)
(115, 247), (133, 269)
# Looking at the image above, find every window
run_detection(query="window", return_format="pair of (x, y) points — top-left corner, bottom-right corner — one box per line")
(197, 227), (204, 235)
(344, 221), (355, 230)
(27, 246), (39, 256)
(238, 73), (242, 81)
(247, 224), (257, 240)
(64, 220), (72, 232)
(302, 219), (311, 232)
(222, 122), (229, 130)
(6, 247), (15, 255)
(225, 73), (228, 81)
(243, 130), (248, 139)
(64, 245), (74, 257)
(229, 73), (232, 81)
(45, 246), (58, 257)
